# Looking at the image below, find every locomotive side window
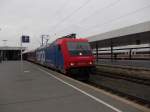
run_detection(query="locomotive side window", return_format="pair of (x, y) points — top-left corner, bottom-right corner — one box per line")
(67, 42), (92, 56)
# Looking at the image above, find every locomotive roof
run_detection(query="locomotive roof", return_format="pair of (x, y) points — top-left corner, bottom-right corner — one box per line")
(28, 37), (89, 52)
(56, 38), (88, 43)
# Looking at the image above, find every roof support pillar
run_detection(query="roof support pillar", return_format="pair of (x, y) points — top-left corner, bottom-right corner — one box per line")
(96, 42), (99, 63)
(110, 40), (113, 62)
(129, 49), (132, 60)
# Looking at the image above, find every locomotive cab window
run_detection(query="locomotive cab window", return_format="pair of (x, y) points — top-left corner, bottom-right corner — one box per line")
(67, 42), (92, 56)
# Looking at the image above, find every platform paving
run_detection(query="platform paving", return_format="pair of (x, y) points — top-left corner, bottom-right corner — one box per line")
(0, 61), (149, 112)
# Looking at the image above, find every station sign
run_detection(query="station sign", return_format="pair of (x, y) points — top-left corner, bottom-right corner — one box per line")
(22, 35), (30, 43)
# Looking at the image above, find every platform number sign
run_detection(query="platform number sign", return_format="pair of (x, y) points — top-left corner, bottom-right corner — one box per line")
(22, 35), (30, 43)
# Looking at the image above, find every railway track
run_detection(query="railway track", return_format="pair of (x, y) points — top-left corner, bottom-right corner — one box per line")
(87, 80), (150, 108)
(96, 71), (150, 86)
(84, 72), (150, 108)
(96, 64), (150, 82)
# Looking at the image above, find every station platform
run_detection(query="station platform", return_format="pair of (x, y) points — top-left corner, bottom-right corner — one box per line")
(0, 61), (149, 112)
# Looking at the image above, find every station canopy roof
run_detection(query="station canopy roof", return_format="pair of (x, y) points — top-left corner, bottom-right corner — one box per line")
(0, 46), (26, 50)
(87, 21), (150, 48)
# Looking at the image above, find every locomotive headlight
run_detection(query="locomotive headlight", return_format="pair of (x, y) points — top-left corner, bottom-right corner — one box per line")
(79, 52), (82, 56)
(70, 62), (75, 66)
(89, 61), (93, 65)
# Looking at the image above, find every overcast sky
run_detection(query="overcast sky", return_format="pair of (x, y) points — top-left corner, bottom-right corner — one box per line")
(0, 0), (150, 50)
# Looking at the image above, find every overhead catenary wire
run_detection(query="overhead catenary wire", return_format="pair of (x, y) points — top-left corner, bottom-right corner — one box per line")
(50, 0), (70, 21)
(79, 3), (150, 34)
(53, 0), (121, 36)
(95, 4), (150, 27)
(50, 0), (92, 34)
(80, 0), (121, 23)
